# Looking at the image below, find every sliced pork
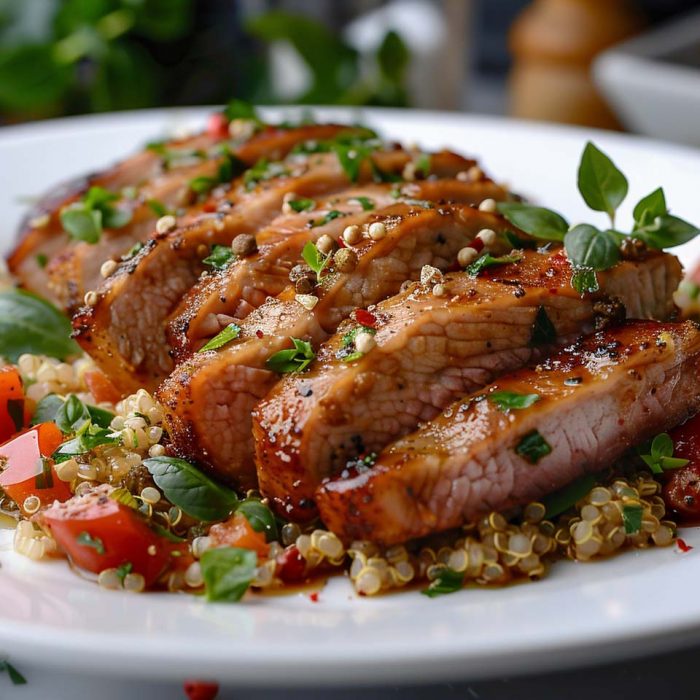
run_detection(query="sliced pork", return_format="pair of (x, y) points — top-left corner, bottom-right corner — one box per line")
(160, 204), (517, 490)
(254, 250), (682, 518)
(316, 320), (700, 545)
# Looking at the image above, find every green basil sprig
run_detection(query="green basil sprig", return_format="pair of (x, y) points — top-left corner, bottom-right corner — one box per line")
(466, 252), (523, 276)
(200, 546), (257, 603)
(637, 433), (689, 474)
(203, 244), (236, 270)
(33, 393), (114, 431)
(266, 338), (315, 373)
(143, 455), (238, 522)
(301, 241), (331, 281)
(198, 323), (241, 353)
(577, 142), (628, 224)
(0, 289), (80, 362)
(60, 186), (132, 243)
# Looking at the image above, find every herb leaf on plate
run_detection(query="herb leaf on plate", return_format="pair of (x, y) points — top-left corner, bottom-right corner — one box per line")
(201, 546), (257, 602)
(577, 142), (628, 224)
(496, 202), (568, 241)
(143, 455), (238, 522)
(421, 568), (464, 598)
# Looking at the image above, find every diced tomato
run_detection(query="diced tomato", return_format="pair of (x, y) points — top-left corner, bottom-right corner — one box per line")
(663, 413), (700, 522)
(84, 369), (122, 404)
(39, 485), (175, 586)
(209, 513), (269, 558)
(0, 423), (70, 513)
(354, 309), (377, 328)
(0, 367), (29, 442)
(207, 112), (229, 140)
(184, 680), (219, 700)
(276, 545), (307, 583)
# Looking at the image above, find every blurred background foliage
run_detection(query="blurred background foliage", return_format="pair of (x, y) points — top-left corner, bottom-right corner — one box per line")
(0, 0), (698, 124)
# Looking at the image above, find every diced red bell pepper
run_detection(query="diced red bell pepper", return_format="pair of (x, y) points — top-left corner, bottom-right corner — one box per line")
(0, 367), (29, 443)
(184, 680), (219, 700)
(0, 423), (70, 513)
(39, 485), (176, 587)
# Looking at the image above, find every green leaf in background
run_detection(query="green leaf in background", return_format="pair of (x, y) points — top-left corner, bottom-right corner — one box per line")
(287, 198), (315, 213)
(0, 289), (80, 362)
(577, 142), (628, 224)
(201, 547), (257, 603)
(144, 455), (238, 522)
(377, 29), (409, 84)
(496, 202), (568, 241)
(224, 98), (260, 123)
(564, 224), (620, 271)
(59, 207), (102, 243)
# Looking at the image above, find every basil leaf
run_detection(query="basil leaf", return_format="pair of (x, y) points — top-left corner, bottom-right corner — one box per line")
(529, 306), (556, 346)
(287, 198), (315, 213)
(76, 531), (105, 555)
(201, 547), (257, 602)
(55, 394), (91, 434)
(353, 196), (375, 211)
(146, 199), (170, 217)
(633, 187), (667, 229)
(143, 455), (238, 522)
(488, 391), (540, 411)
(31, 394), (65, 426)
(542, 474), (596, 518)
(266, 338), (315, 373)
(224, 99), (260, 123)
(577, 142), (628, 222)
(564, 224), (620, 271)
(87, 405), (116, 429)
(237, 499), (279, 542)
(466, 252), (523, 276)
(333, 141), (376, 182)
(496, 202), (568, 241)
(421, 568), (464, 598)
(199, 323), (242, 353)
(504, 230), (537, 250)
(0, 289), (80, 362)
(622, 504), (643, 535)
(633, 215), (700, 250)
(0, 660), (27, 686)
(60, 207), (102, 243)
(515, 430), (552, 464)
(203, 244), (235, 270)
(570, 268), (599, 295)
(638, 432), (689, 474)
(52, 426), (119, 462)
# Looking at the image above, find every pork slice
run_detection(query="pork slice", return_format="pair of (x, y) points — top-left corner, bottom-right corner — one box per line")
(254, 250), (682, 518)
(166, 175), (510, 361)
(160, 204), (516, 490)
(72, 147), (430, 394)
(316, 320), (700, 545)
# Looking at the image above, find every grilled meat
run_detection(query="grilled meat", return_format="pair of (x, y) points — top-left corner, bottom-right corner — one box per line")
(160, 204), (517, 490)
(316, 320), (700, 545)
(254, 249), (682, 518)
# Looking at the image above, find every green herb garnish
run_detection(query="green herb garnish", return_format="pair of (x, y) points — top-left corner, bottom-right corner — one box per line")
(143, 455), (238, 522)
(637, 433), (689, 474)
(622, 504), (643, 535)
(577, 142), (628, 225)
(301, 240), (332, 281)
(36, 253), (48, 268)
(529, 306), (556, 346)
(203, 244), (236, 270)
(236, 498), (279, 542)
(224, 98), (261, 124)
(60, 186), (132, 243)
(466, 252), (523, 276)
(198, 323), (242, 353)
(515, 430), (552, 464)
(266, 338), (315, 373)
(243, 158), (289, 190)
(76, 531), (105, 555)
(310, 209), (346, 228)
(33, 394), (114, 429)
(0, 660), (26, 686)
(145, 198), (170, 217)
(415, 153), (431, 177)
(496, 202), (568, 241)
(287, 198), (315, 213)
(353, 196), (375, 211)
(488, 391), (540, 411)
(115, 562), (133, 585)
(0, 289), (79, 362)
(200, 546), (257, 603)
(542, 474), (597, 518)
(421, 568), (464, 598)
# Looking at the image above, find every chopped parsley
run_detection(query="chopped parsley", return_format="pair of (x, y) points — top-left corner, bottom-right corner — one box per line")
(421, 568), (464, 598)
(310, 209), (347, 228)
(622, 503), (643, 535)
(244, 159), (290, 191)
(287, 198), (315, 213)
(60, 186), (132, 244)
(266, 338), (315, 373)
(637, 433), (689, 474)
(121, 241), (144, 261)
(352, 196), (375, 211)
(488, 391), (540, 411)
(76, 531), (105, 555)
(515, 430), (552, 464)
(188, 152), (246, 195)
(146, 198), (170, 217)
(198, 323), (241, 352)
(36, 253), (48, 268)
(203, 244), (236, 270)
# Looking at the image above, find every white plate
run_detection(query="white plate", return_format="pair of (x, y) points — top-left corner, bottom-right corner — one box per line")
(1, 108), (700, 687)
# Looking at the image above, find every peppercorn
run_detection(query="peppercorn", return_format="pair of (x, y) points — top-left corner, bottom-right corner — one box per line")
(333, 248), (358, 273)
(290, 263), (315, 293)
(592, 295), (626, 330)
(231, 233), (257, 257)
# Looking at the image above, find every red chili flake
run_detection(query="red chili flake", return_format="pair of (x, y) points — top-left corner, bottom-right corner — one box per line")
(337, 236), (347, 248)
(470, 238), (484, 253)
(354, 309), (377, 327)
(309, 592), (319, 602)
(548, 288), (558, 295)
(255, 330), (264, 339)
(677, 538), (693, 553)
(207, 112), (229, 140)
(184, 680), (220, 700)
(276, 545), (307, 583)
(202, 202), (217, 213)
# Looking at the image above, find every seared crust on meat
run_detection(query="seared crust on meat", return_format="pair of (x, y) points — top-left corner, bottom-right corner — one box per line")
(316, 321), (700, 545)
(254, 249), (682, 518)
(160, 204), (516, 492)
(166, 176), (510, 361)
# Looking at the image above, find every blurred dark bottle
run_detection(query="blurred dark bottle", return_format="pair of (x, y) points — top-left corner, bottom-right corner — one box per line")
(508, 0), (644, 128)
